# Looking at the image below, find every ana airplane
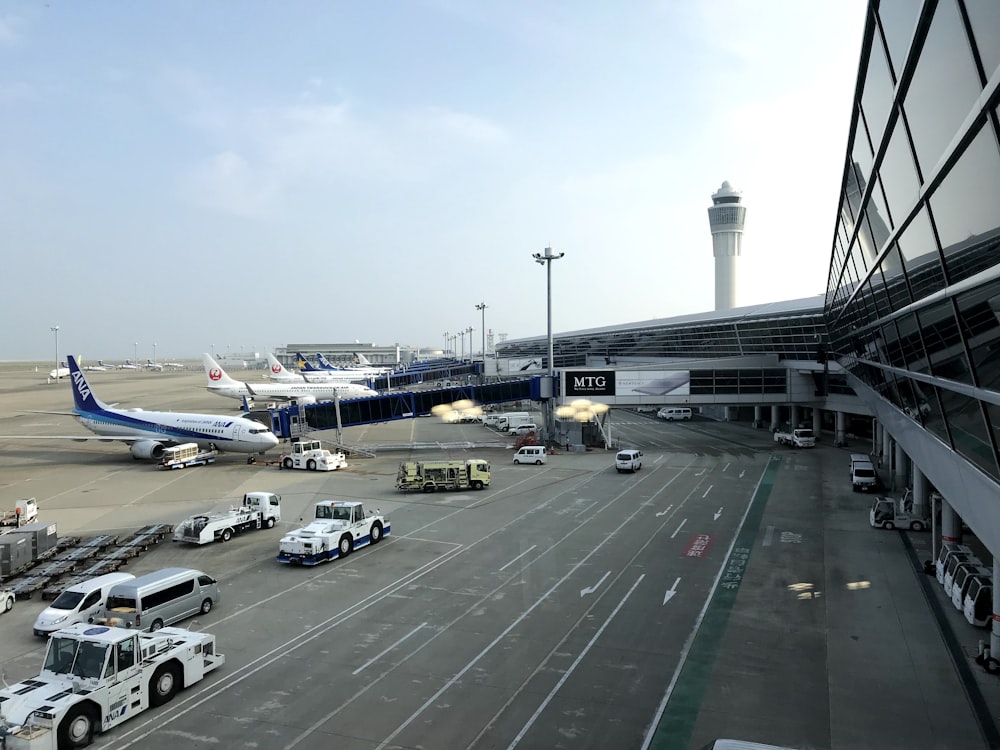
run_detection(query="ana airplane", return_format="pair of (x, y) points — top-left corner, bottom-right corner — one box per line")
(203, 354), (378, 405)
(15, 356), (280, 461)
(161, 360), (185, 369)
(314, 351), (393, 377)
(119, 360), (142, 371)
(146, 359), (164, 371)
(82, 360), (109, 372)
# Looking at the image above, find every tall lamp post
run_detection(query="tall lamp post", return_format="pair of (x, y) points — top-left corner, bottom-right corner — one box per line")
(134, 342), (138, 366)
(153, 342), (157, 367)
(443, 332), (450, 356)
(50, 325), (59, 382)
(465, 326), (473, 362)
(533, 246), (565, 443)
(475, 302), (487, 379)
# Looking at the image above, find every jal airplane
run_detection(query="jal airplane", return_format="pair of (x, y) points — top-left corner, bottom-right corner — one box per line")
(119, 360), (142, 370)
(14, 356), (280, 460)
(265, 353), (361, 384)
(204, 353), (378, 405)
(145, 359), (164, 371)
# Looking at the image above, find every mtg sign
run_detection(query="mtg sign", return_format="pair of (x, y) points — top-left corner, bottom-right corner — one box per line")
(565, 370), (616, 397)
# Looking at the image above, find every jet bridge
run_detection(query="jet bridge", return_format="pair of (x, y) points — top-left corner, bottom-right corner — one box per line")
(265, 378), (541, 438)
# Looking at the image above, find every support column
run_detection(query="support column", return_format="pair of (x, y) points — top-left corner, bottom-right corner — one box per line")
(770, 405), (780, 432)
(912, 467), (930, 519)
(812, 407), (822, 437)
(790, 405), (801, 429)
(724, 406), (735, 422)
(875, 421), (884, 462)
(941, 497), (962, 545)
(894, 441), (908, 492)
(754, 405), (763, 428)
(882, 429), (892, 469)
(835, 411), (847, 447)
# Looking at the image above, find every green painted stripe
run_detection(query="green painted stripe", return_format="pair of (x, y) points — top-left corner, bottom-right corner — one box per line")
(648, 456), (781, 750)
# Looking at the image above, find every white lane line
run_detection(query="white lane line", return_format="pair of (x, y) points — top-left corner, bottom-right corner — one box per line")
(671, 518), (687, 538)
(702, 484), (713, 498)
(352, 622), (427, 676)
(507, 575), (645, 749)
(499, 544), (537, 572)
(655, 504), (674, 517)
(763, 525), (775, 546)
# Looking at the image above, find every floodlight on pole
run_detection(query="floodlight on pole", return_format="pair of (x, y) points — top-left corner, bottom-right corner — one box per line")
(475, 302), (487, 375)
(532, 246), (564, 443)
(466, 326), (473, 361)
(134, 342), (138, 366)
(443, 332), (450, 355)
(153, 342), (157, 367)
(50, 325), (59, 382)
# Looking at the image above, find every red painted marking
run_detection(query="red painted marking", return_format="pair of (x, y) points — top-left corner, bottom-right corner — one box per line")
(942, 535), (958, 542)
(271, 364), (281, 373)
(992, 614), (1000, 623)
(209, 368), (223, 381)
(682, 533), (713, 558)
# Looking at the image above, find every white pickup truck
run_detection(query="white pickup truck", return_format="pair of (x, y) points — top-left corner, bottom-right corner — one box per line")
(773, 428), (816, 448)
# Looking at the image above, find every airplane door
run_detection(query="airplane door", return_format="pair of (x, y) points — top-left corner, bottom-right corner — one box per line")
(232, 424), (243, 445)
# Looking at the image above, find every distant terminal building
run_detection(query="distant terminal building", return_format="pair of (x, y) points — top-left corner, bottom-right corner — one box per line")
(708, 181), (747, 311)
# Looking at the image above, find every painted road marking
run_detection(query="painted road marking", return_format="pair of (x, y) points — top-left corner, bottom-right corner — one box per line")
(663, 577), (681, 605)
(580, 570), (611, 597)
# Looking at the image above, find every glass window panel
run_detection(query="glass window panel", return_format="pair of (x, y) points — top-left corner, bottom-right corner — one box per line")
(955, 280), (1000, 392)
(917, 381), (951, 446)
(851, 124), (875, 186)
(939, 388), (999, 479)
(903, 0), (982, 175)
(861, 32), (896, 149)
(879, 321), (903, 367)
(964, 0), (1000, 80)
(986, 404), (1000, 479)
(897, 207), (944, 300)
(928, 126), (1000, 285)
(869, 177), (896, 238)
(877, 0), (921, 79)
(878, 121), (921, 226)
(895, 311), (929, 373)
(917, 300), (973, 384)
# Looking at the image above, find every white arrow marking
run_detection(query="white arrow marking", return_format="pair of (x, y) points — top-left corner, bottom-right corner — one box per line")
(663, 577), (681, 605)
(656, 504), (674, 517)
(714, 507), (723, 520)
(671, 518), (687, 538)
(702, 485), (713, 498)
(695, 468), (706, 476)
(580, 570), (610, 597)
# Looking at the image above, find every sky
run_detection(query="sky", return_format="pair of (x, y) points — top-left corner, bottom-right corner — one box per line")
(0, 1), (868, 361)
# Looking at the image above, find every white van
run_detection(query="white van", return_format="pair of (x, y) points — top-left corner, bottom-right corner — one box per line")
(98, 567), (220, 632)
(33, 572), (135, 637)
(616, 449), (643, 472)
(657, 407), (692, 421)
(509, 423), (538, 435)
(851, 461), (878, 492)
(513, 446), (548, 465)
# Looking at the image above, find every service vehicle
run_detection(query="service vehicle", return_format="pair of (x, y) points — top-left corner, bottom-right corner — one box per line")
(173, 492), (282, 545)
(851, 461), (879, 492)
(508, 423), (538, 436)
(773, 428), (816, 448)
(935, 542), (974, 585)
(277, 500), (389, 566)
(513, 446), (547, 465)
(96, 568), (219, 632)
(1, 587), (13, 614)
(280, 440), (348, 471)
(950, 562), (991, 610)
(616, 449), (643, 472)
(944, 551), (982, 597)
(657, 407), (692, 421)
(965, 576), (992, 627)
(0, 622), (224, 750)
(395, 459), (491, 492)
(33, 573), (135, 637)
(1, 498), (38, 527)
(495, 412), (531, 431)
(868, 492), (929, 531)
(158, 443), (218, 469)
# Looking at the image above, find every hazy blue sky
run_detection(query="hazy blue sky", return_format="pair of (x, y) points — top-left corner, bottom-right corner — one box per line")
(1, 1), (866, 361)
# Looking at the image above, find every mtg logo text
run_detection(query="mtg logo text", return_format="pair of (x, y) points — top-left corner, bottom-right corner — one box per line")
(565, 369), (616, 397)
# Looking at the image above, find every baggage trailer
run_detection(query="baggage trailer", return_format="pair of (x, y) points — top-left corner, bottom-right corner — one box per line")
(173, 492), (281, 544)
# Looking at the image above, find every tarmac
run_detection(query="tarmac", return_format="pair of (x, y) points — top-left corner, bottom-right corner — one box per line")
(0, 363), (998, 748)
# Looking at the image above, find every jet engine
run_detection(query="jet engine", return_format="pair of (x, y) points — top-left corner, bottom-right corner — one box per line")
(129, 440), (166, 460)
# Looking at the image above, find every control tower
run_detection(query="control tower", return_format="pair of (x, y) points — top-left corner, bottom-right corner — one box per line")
(707, 181), (747, 311)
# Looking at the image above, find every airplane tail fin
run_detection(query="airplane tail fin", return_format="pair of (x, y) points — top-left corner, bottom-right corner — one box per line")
(316, 352), (338, 370)
(354, 351), (374, 366)
(67, 356), (110, 413)
(266, 353), (291, 378)
(240, 395), (253, 413)
(296, 352), (319, 371)
(203, 353), (239, 387)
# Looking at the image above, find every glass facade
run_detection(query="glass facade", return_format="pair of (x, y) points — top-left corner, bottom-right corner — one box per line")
(825, 0), (1000, 481)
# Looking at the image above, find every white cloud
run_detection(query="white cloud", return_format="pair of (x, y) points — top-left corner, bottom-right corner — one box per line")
(185, 151), (280, 218)
(405, 106), (509, 145)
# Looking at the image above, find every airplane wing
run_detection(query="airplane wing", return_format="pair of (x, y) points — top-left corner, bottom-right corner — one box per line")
(0, 434), (164, 444)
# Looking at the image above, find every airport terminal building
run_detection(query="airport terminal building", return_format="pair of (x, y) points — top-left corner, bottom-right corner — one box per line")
(497, 0), (1000, 645)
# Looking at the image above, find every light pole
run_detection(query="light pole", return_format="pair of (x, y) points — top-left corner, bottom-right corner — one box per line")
(459, 330), (465, 359)
(134, 342), (138, 366)
(50, 325), (59, 382)
(465, 326), (473, 361)
(153, 342), (157, 367)
(443, 332), (450, 356)
(475, 302), (487, 379)
(533, 246), (565, 443)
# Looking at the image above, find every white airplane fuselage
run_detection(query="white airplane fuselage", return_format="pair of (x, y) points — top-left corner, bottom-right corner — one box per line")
(77, 409), (277, 453)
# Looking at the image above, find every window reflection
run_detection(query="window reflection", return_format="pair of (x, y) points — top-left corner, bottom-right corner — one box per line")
(860, 32), (896, 148)
(902, 0), (981, 175)
(964, 0), (1000, 78)
(956, 282), (1000, 392)
(938, 388), (999, 480)
(877, 0), (920, 79)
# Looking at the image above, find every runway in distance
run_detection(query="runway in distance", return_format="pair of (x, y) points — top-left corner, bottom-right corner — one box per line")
(10, 356), (280, 460)
(204, 353), (378, 405)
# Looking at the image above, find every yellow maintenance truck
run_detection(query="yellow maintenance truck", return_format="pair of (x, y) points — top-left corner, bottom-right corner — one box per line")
(395, 459), (491, 493)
